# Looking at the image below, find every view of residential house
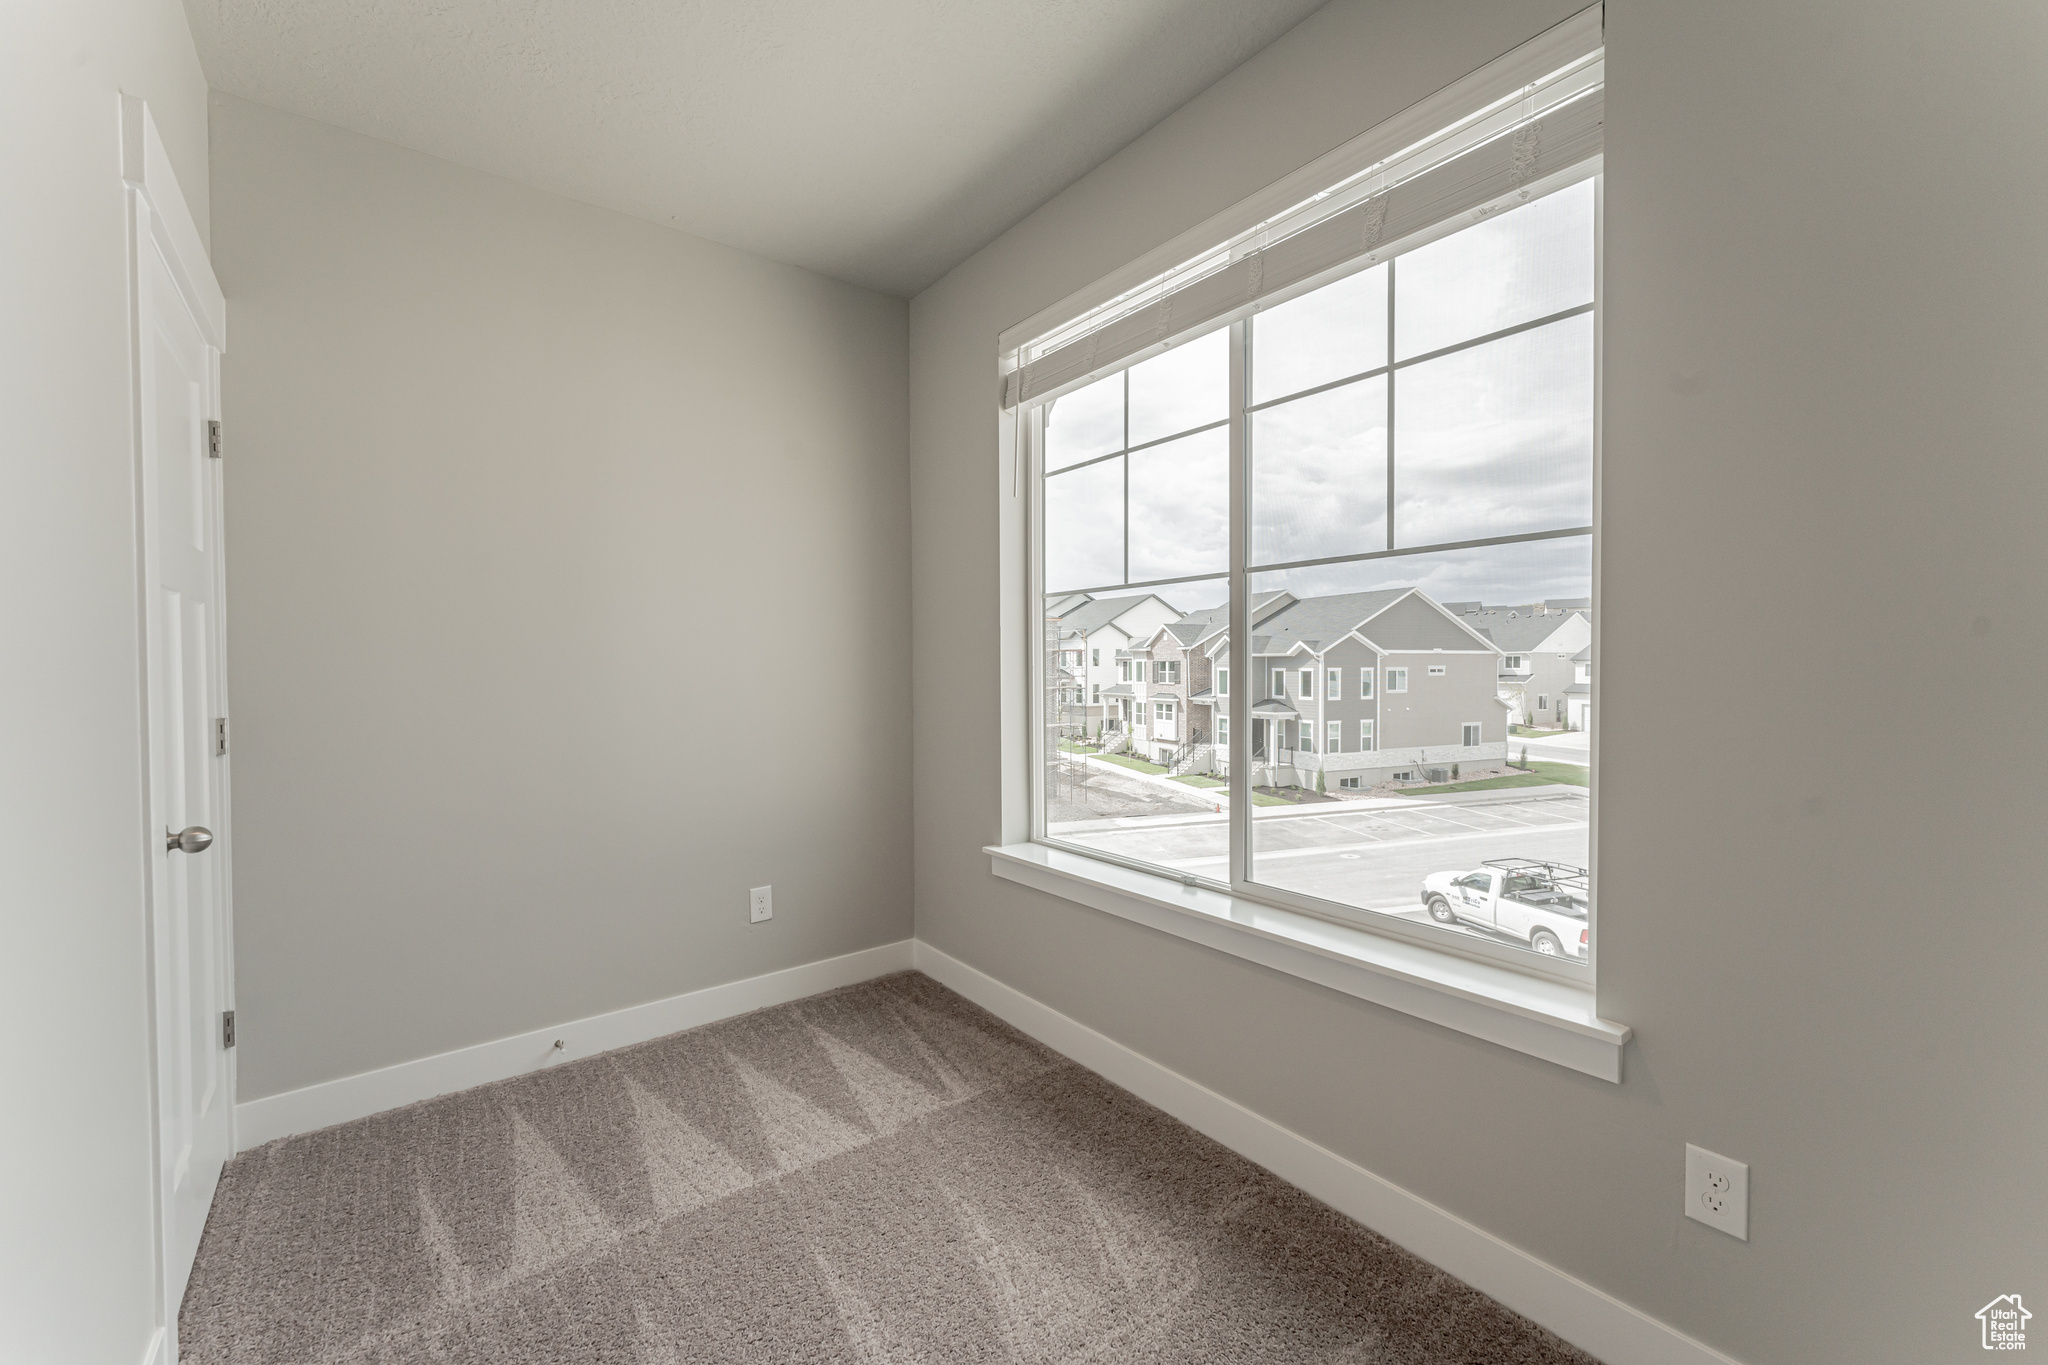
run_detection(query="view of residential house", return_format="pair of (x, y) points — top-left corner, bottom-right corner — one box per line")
(1045, 592), (1183, 735)
(1566, 646), (1593, 731)
(1090, 587), (1515, 792)
(1444, 602), (1594, 730)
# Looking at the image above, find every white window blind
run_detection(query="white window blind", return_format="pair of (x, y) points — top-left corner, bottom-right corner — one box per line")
(1003, 20), (1603, 411)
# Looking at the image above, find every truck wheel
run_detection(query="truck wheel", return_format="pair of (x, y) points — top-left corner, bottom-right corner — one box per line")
(1530, 930), (1562, 956)
(1427, 896), (1456, 924)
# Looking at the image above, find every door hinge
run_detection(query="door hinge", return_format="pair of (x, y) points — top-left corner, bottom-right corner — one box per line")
(214, 716), (229, 756)
(207, 420), (222, 458)
(222, 1009), (236, 1049)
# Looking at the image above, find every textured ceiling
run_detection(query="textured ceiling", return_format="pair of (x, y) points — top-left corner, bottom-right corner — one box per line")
(187, 0), (1326, 296)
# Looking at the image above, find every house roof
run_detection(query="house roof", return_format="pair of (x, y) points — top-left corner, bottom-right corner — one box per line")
(1100, 684), (1134, 698)
(1240, 589), (1406, 655)
(1573, 646), (1592, 662)
(1260, 588), (1499, 656)
(1053, 592), (1169, 636)
(1564, 683), (1590, 695)
(1251, 696), (1299, 715)
(1186, 687), (1215, 703)
(1466, 606), (1588, 652)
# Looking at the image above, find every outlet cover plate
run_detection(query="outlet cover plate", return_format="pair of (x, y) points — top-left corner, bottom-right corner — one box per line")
(1684, 1143), (1748, 1240)
(749, 886), (772, 923)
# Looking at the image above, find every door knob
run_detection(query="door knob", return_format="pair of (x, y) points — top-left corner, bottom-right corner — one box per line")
(167, 826), (214, 854)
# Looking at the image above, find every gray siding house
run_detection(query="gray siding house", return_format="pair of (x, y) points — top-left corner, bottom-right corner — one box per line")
(1456, 602), (1592, 729)
(1198, 587), (1509, 789)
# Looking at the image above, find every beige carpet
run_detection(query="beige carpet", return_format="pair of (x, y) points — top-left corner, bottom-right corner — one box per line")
(183, 973), (1597, 1364)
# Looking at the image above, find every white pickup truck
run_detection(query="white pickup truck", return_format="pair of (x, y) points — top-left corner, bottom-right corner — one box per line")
(1420, 859), (1589, 959)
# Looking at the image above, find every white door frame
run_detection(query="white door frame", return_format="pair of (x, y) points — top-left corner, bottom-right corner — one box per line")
(123, 94), (232, 1359)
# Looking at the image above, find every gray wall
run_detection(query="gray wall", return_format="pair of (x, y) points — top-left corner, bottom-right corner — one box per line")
(212, 96), (912, 1102)
(1, 1), (211, 1358)
(909, 2), (2048, 1361)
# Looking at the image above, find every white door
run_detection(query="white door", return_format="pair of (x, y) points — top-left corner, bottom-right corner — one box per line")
(138, 185), (233, 1310)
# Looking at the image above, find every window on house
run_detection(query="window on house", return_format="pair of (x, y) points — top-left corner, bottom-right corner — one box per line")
(1025, 38), (1599, 977)
(1339, 776), (1362, 790)
(1155, 701), (1174, 721)
(1537, 694), (1548, 710)
(1091, 648), (1100, 666)
(1091, 684), (1101, 704)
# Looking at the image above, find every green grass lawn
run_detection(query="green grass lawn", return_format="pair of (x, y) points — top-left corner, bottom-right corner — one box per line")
(1403, 760), (1587, 795)
(1090, 751), (1170, 775)
(1160, 772), (1286, 804)
(1510, 725), (1571, 738)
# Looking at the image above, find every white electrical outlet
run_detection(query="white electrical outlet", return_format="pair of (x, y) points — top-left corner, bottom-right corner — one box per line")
(1684, 1143), (1749, 1240)
(749, 885), (772, 923)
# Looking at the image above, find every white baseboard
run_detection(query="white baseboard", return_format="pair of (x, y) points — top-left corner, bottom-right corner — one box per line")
(911, 940), (1744, 1365)
(234, 940), (916, 1150)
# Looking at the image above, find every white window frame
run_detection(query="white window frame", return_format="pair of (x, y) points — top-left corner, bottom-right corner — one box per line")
(1217, 667), (1229, 696)
(1271, 668), (1287, 698)
(1386, 668), (1409, 693)
(1462, 722), (1483, 747)
(1504, 655), (1524, 670)
(1360, 668), (1374, 698)
(1327, 668), (1341, 700)
(1328, 720), (1343, 753)
(1091, 684), (1101, 704)
(1091, 648), (1100, 666)
(1299, 667), (1315, 699)
(1154, 700), (1174, 722)
(994, 10), (1619, 1077)
(1360, 719), (1375, 751)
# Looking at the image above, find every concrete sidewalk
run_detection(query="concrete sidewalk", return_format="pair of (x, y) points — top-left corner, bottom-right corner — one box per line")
(1049, 757), (1584, 835)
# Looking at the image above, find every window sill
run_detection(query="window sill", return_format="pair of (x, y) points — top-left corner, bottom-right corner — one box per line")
(985, 842), (1629, 1082)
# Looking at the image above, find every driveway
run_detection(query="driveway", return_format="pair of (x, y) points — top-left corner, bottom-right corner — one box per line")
(1510, 729), (1589, 765)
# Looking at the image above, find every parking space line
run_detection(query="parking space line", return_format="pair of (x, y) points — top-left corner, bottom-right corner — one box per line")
(1179, 819), (1590, 868)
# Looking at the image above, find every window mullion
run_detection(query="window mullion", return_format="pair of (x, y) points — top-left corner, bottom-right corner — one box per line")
(1228, 317), (1249, 891)
(1386, 256), (1397, 550)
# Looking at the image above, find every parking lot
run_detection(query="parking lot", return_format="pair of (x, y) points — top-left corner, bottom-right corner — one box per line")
(1052, 788), (1589, 944)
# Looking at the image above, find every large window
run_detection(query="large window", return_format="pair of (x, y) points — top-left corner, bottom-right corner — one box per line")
(1027, 45), (1599, 977)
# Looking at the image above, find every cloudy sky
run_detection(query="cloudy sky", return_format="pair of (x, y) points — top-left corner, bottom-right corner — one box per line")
(1042, 179), (1595, 614)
